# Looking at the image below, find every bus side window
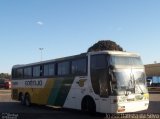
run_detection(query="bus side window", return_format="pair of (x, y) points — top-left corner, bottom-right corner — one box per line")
(33, 65), (43, 78)
(44, 63), (55, 76)
(71, 58), (87, 75)
(58, 61), (70, 76)
(12, 69), (16, 79)
(15, 68), (23, 79)
(44, 64), (49, 76)
(24, 67), (32, 78)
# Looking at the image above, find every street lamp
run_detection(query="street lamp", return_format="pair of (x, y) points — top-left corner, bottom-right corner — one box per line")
(39, 48), (44, 61)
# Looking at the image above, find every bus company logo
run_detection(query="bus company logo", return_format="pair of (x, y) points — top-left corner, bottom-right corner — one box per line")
(77, 79), (86, 87)
(25, 80), (42, 86)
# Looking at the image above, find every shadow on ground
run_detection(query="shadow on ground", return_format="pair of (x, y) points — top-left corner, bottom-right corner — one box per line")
(0, 102), (105, 119)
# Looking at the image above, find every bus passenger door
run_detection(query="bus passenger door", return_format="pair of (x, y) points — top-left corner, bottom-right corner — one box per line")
(90, 54), (111, 113)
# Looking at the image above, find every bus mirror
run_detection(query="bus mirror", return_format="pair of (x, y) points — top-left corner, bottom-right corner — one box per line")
(108, 66), (116, 84)
(109, 65), (114, 70)
(112, 79), (117, 84)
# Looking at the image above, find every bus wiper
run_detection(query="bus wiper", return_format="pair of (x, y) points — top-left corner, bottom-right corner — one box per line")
(132, 74), (144, 95)
(124, 78), (136, 96)
(135, 79), (144, 95)
(128, 79), (135, 90)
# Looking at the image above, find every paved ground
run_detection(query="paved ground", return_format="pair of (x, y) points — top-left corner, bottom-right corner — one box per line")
(0, 90), (160, 119)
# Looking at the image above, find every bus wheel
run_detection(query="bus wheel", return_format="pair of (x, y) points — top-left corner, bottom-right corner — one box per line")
(24, 94), (31, 106)
(19, 93), (25, 105)
(81, 96), (96, 115)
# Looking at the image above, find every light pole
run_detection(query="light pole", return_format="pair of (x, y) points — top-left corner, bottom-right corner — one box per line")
(39, 48), (44, 61)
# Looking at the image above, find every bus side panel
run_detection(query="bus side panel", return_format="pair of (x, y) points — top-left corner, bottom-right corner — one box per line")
(63, 76), (88, 110)
(12, 77), (74, 106)
(31, 78), (55, 105)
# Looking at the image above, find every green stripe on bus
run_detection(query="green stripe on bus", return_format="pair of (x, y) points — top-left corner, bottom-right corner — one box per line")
(54, 78), (74, 106)
(47, 79), (63, 105)
(47, 77), (74, 106)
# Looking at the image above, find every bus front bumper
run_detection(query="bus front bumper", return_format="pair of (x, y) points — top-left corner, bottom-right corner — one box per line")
(112, 100), (149, 113)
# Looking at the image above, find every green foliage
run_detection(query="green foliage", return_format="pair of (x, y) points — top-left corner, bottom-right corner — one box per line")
(87, 40), (123, 52)
(0, 73), (11, 79)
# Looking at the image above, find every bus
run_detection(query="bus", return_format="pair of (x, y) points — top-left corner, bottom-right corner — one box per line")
(11, 50), (149, 113)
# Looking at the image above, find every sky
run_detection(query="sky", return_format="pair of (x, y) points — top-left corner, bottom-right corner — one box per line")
(0, 0), (160, 73)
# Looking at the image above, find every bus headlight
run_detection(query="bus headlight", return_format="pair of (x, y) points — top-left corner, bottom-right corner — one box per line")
(143, 93), (149, 100)
(117, 106), (125, 112)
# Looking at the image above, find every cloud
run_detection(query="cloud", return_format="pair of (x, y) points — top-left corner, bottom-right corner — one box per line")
(36, 21), (44, 26)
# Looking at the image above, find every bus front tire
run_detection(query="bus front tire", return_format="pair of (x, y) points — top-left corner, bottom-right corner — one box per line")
(81, 96), (96, 115)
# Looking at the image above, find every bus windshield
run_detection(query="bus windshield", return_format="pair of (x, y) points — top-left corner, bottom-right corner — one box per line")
(108, 55), (148, 95)
(110, 55), (143, 66)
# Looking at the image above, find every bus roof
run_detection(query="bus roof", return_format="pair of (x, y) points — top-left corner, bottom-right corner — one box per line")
(88, 50), (139, 56)
(12, 50), (139, 69)
(12, 53), (87, 69)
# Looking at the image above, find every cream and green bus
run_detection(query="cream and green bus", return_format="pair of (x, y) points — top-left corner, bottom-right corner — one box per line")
(11, 50), (149, 113)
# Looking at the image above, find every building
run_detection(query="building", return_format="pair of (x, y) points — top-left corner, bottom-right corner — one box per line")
(145, 63), (160, 86)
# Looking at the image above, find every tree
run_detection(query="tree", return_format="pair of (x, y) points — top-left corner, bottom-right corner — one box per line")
(0, 73), (11, 79)
(87, 40), (123, 52)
